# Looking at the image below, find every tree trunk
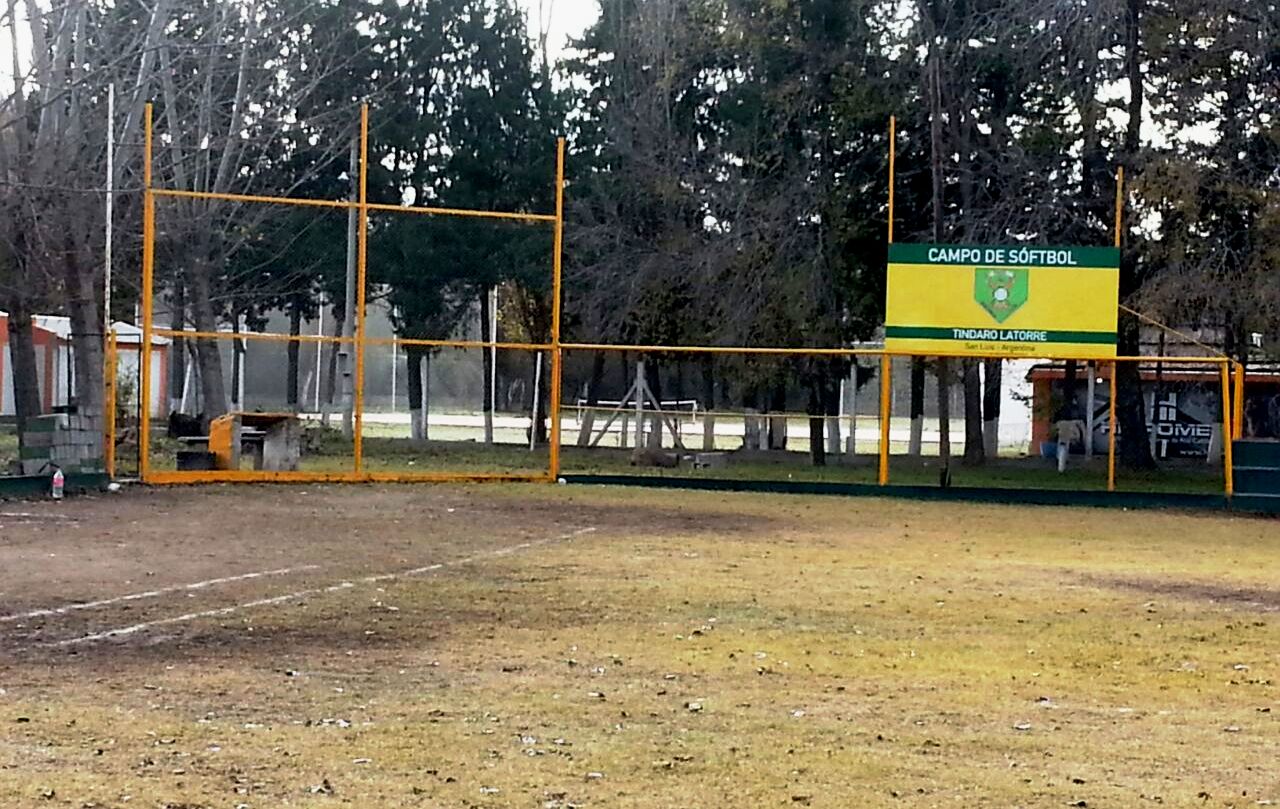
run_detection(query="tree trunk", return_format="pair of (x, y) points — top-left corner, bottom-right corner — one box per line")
(478, 286), (494, 444)
(701, 355), (716, 451)
(962, 358), (983, 464)
(768, 379), (788, 450)
(982, 359), (1002, 457)
(188, 259), (227, 421)
(529, 352), (548, 445)
(321, 306), (343, 428)
(807, 368), (826, 467)
(576, 352), (605, 447)
(646, 360), (662, 448)
(230, 313), (243, 407)
(286, 301), (302, 412)
(1117, 0), (1153, 469)
(63, 246), (104, 418)
(908, 357), (925, 455)
(1063, 360), (1079, 410)
(742, 386), (760, 450)
(825, 363), (841, 457)
(936, 359), (952, 484)
(1117, 316), (1154, 468)
(406, 346), (428, 444)
(170, 273), (185, 414)
(8, 304), (44, 438)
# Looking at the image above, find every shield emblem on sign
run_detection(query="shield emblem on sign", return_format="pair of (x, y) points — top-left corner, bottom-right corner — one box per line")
(975, 268), (1028, 323)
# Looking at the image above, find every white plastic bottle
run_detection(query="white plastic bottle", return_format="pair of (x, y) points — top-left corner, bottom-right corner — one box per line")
(51, 468), (65, 500)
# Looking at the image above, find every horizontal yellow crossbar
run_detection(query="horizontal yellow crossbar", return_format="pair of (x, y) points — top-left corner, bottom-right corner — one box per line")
(152, 188), (556, 223)
(150, 330), (1228, 365)
(560, 342), (1229, 364)
(154, 328), (352, 344)
(364, 336), (552, 351)
(155, 328), (552, 352)
(146, 470), (552, 485)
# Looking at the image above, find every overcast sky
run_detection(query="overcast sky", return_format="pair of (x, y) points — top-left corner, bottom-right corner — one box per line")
(520, 0), (599, 62)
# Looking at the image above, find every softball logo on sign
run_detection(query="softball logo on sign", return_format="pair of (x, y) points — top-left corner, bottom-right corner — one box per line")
(885, 243), (1120, 359)
(976, 268), (1028, 323)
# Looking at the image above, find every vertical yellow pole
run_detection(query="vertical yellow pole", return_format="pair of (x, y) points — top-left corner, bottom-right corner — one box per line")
(139, 103), (155, 481)
(1221, 362), (1234, 497)
(104, 332), (117, 478)
(1114, 166), (1124, 248)
(887, 115), (896, 244)
(1108, 166), (1123, 493)
(878, 354), (891, 485)
(547, 137), (566, 482)
(1107, 362), (1117, 492)
(353, 104), (369, 475)
(880, 116), (895, 487)
(1232, 362), (1244, 440)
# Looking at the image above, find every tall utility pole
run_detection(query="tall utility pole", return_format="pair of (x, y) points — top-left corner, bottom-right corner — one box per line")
(104, 84), (114, 341)
(925, 7), (952, 486)
(341, 137), (358, 439)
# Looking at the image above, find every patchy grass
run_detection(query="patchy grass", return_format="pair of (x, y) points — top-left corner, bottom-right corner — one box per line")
(1, 484), (1276, 808)
(0, 428), (16, 470)
(135, 423), (1226, 495)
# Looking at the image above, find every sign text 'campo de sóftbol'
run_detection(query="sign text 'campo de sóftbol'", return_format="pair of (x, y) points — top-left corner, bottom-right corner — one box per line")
(884, 243), (1120, 358)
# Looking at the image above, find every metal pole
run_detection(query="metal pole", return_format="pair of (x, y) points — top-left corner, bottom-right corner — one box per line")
(887, 115), (896, 244)
(634, 359), (645, 450)
(1109, 168), (1124, 492)
(1114, 167), (1125, 248)
(489, 285), (498, 422)
(878, 354), (891, 485)
(104, 333), (116, 478)
(139, 103), (155, 481)
(1108, 362), (1118, 492)
(1232, 362), (1245, 440)
(353, 105), (369, 472)
(847, 362), (858, 455)
(1221, 362), (1234, 497)
(341, 137), (358, 440)
(1086, 364), (1096, 459)
(313, 306), (323, 413)
(104, 83), (114, 345)
(530, 353), (542, 451)
(548, 138), (566, 479)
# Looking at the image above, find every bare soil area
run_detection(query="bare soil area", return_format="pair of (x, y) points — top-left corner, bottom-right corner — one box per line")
(1, 483), (1277, 808)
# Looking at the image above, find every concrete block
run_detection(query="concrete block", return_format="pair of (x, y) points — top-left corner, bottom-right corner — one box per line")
(692, 452), (729, 469)
(20, 459), (50, 476)
(21, 431), (52, 448)
(26, 414), (68, 432)
(71, 429), (101, 447)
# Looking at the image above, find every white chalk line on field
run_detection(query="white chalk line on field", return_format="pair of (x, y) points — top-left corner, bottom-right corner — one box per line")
(2, 565), (321, 623)
(49, 527), (597, 648)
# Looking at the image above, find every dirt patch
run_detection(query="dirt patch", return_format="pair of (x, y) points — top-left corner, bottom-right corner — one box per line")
(1086, 573), (1280, 612)
(3, 485), (1279, 808)
(0, 483), (773, 660)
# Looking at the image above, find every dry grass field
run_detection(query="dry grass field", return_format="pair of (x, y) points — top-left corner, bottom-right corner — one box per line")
(1, 483), (1277, 808)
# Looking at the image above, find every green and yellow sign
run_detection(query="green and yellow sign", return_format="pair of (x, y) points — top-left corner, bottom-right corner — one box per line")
(885, 243), (1120, 358)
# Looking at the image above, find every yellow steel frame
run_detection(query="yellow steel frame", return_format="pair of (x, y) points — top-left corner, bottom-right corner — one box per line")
(136, 102), (566, 485)
(125, 107), (1237, 499)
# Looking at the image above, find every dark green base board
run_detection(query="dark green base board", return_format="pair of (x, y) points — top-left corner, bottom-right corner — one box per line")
(562, 474), (1280, 517)
(0, 473), (109, 499)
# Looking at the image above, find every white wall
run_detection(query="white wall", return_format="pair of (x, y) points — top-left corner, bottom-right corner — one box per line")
(999, 359), (1035, 451)
(114, 346), (166, 417)
(1, 343), (12, 415)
